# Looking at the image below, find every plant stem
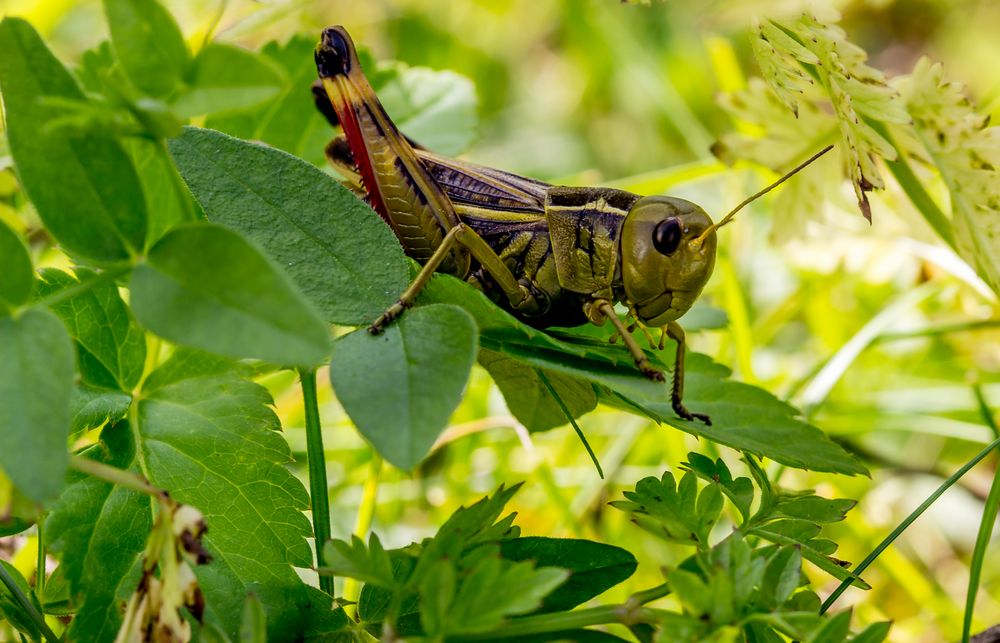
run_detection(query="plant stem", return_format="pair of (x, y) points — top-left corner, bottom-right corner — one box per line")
(35, 520), (45, 596)
(69, 455), (165, 498)
(300, 368), (334, 596)
(0, 560), (60, 643)
(821, 431), (1000, 613)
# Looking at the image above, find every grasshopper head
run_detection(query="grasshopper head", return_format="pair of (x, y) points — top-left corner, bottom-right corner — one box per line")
(620, 196), (717, 326)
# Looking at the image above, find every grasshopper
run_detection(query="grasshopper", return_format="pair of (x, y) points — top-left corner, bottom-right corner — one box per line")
(313, 26), (830, 425)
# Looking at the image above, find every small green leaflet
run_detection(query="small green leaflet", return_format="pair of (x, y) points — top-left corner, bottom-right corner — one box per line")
(329, 304), (478, 470)
(103, 0), (190, 98)
(0, 219), (33, 314)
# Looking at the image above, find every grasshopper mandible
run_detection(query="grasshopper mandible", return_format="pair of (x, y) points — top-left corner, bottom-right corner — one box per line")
(313, 26), (831, 425)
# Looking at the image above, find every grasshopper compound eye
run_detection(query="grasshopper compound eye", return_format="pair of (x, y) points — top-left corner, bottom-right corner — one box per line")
(653, 218), (683, 255)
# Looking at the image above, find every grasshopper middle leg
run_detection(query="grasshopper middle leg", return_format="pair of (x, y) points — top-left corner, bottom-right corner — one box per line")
(370, 223), (538, 334)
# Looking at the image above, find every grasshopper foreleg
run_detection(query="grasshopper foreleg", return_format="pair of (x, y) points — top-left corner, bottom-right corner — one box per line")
(370, 223), (537, 334)
(665, 321), (711, 425)
(592, 300), (665, 383)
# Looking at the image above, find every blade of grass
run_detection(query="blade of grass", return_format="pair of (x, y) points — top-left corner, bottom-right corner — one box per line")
(537, 369), (603, 478)
(962, 385), (1000, 643)
(821, 431), (1000, 613)
(299, 368), (334, 596)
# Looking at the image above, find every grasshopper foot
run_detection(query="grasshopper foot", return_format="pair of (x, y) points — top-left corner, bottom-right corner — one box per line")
(671, 399), (711, 425)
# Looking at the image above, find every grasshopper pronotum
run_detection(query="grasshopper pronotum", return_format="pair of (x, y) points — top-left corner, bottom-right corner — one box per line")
(314, 26), (831, 425)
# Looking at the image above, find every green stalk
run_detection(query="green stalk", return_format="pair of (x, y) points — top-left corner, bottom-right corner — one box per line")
(343, 453), (382, 609)
(962, 386), (1000, 643)
(0, 561), (59, 643)
(821, 432), (1000, 613)
(69, 455), (164, 498)
(299, 369), (334, 596)
(35, 520), (44, 596)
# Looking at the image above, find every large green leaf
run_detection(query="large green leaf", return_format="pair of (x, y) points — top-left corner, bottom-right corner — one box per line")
(499, 537), (637, 613)
(130, 223), (331, 367)
(0, 17), (147, 263)
(329, 304), (478, 470)
(420, 276), (867, 476)
(0, 309), (74, 502)
(103, 0), (190, 98)
(479, 349), (597, 432)
(0, 219), (32, 314)
(168, 126), (409, 326)
(47, 350), (314, 641)
(38, 269), (146, 391)
(171, 44), (284, 117)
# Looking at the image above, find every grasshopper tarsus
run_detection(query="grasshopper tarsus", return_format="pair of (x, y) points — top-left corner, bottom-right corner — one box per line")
(671, 398), (711, 425)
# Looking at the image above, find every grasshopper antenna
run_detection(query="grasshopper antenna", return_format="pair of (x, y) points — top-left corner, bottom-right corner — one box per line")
(692, 144), (835, 247)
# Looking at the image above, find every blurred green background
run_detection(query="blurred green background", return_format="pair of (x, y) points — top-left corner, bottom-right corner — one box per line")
(3, 0), (1000, 640)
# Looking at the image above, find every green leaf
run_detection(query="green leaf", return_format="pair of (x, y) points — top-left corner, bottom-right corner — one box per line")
(610, 471), (720, 547)
(49, 349), (315, 641)
(895, 58), (1000, 296)
(420, 275), (866, 475)
(763, 546), (802, 607)
(480, 349), (597, 432)
(0, 560), (45, 640)
(329, 304), (477, 470)
(171, 44), (284, 117)
(38, 268), (146, 391)
(683, 453), (755, 522)
(499, 537), (637, 612)
(130, 223), (331, 367)
(376, 63), (479, 155)
(322, 534), (396, 589)
(301, 586), (353, 641)
(70, 384), (132, 435)
(422, 554), (568, 637)
(665, 568), (713, 617)
(850, 621), (891, 643)
(45, 427), (150, 642)
(239, 593), (267, 643)
(125, 138), (198, 247)
(168, 126), (409, 325)
(205, 35), (333, 166)
(0, 309), (74, 502)
(0, 219), (32, 313)
(807, 609), (853, 643)
(103, 0), (190, 98)
(775, 496), (856, 523)
(0, 17), (147, 262)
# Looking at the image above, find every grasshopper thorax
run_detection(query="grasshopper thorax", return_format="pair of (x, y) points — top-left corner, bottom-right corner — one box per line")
(620, 196), (717, 327)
